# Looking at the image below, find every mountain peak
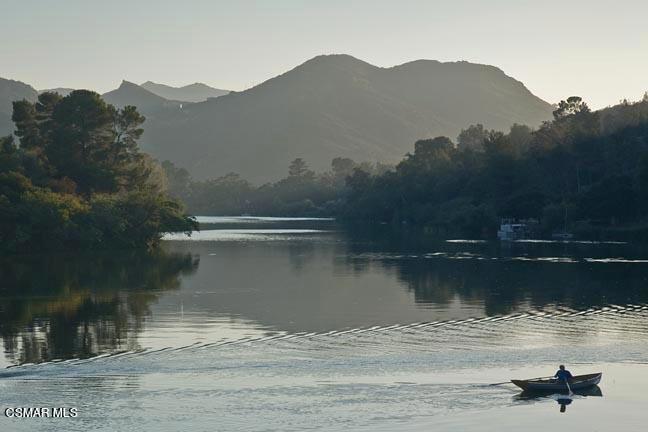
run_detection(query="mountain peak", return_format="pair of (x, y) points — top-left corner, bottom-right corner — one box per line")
(296, 54), (377, 72)
(102, 80), (180, 113)
(307, 53), (367, 63)
(142, 55), (553, 183)
(140, 81), (228, 103)
(118, 80), (142, 89)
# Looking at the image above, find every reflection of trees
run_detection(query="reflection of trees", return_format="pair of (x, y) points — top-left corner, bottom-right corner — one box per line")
(341, 226), (648, 316)
(0, 249), (199, 365)
(396, 259), (648, 315)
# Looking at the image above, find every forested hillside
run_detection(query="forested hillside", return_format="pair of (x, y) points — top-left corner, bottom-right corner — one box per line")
(342, 96), (648, 239)
(163, 95), (648, 240)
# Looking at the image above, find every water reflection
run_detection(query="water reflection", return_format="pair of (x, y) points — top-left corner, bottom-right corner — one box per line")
(3, 219), (648, 366)
(558, 397), (572, 413)
(516, 385), (603, 400)
(350, 253), (648, 315)
(515, 385), (603, 414)
(0, 250), (198, 365)
(4, 220), (648, 432)
(163, 223), (648, 339)
(342, 225), (648, 315)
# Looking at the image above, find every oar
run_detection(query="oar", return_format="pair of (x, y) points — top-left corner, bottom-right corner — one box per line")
(488, 375), (555, 386)
(565, 379), (573, 396)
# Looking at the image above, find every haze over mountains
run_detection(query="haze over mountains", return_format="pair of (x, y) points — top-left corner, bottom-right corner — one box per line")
(141, 55), (553, 181)
(1, 54), (554, 182)
(0, 79), (226, 134)
(141, 81), (229, 103)
(103, 80), (185, 113)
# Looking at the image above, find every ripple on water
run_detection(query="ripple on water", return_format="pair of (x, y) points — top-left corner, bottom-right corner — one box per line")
(2, 304), (648, 432)
(4, 303), (648, 376)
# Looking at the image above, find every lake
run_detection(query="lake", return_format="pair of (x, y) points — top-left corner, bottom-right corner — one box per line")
(1, 217), (648, 431)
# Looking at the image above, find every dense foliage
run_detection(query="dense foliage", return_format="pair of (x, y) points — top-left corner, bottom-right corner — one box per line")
(0, 91), (196, 252)
(342, 96), (648, 238)
(161, 95), (648, 240)
(162, 157), (391, 216)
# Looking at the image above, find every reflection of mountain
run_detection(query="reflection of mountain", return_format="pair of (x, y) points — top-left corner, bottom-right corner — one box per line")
(0, 249), (199, 365)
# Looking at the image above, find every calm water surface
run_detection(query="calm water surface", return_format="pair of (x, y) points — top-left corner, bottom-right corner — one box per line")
(1, 217), (648, 431)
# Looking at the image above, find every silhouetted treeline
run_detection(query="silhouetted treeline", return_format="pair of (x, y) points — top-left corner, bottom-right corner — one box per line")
(164, 95), (648, 239)
(341, 95), (648, 238)
(0, 91), (196, 252)
(162, 157), (392, 216)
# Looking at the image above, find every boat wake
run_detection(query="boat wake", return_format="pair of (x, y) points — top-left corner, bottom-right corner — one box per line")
(3, 303), (648, 378)
(2, 304), (648, 432)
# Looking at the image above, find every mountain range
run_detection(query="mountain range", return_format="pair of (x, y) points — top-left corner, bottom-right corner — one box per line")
(1, 55), (554, 182)
(139, 55), (553, 181)
(140, 81), (229, 102)
(103, 80), (185, 113)
(0, 79), (225, 135)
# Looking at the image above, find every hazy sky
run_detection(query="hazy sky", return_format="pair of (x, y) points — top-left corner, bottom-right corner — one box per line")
(2, 0), (647, 108)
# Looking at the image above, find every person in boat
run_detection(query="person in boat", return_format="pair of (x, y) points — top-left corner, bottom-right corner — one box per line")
(554, 365), (573, 382)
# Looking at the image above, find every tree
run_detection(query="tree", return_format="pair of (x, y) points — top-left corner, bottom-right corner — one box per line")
(638, 152), (648, 212)
(1, 91), (196, 252)
(400, 136), (454, 174)
(483, 131), (516, 158)
(11, 90), (151, 195)
(0, 136), (19, 173)
(346, 168), (373, 197)
(47, 91), (130, 193)
(457, 124), (489, 152)
(331, 157), (357, 183)
(414, 136), (454, 157)
(507, 124), (533, 154)
(161, 160), (191, 199)
(11, 100), (40, 150)
(111, 105), (147, 189)
(553, 96), (590, 120)
(288, 158), (314, 179)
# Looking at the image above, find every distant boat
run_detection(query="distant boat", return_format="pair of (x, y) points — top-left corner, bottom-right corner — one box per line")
(511, 373), (602, 391)
(497, 218), (537, 241)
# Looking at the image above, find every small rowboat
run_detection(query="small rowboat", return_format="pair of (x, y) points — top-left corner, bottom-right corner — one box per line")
(516, 385), (602, 400)
(511, 373), (602, 391)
